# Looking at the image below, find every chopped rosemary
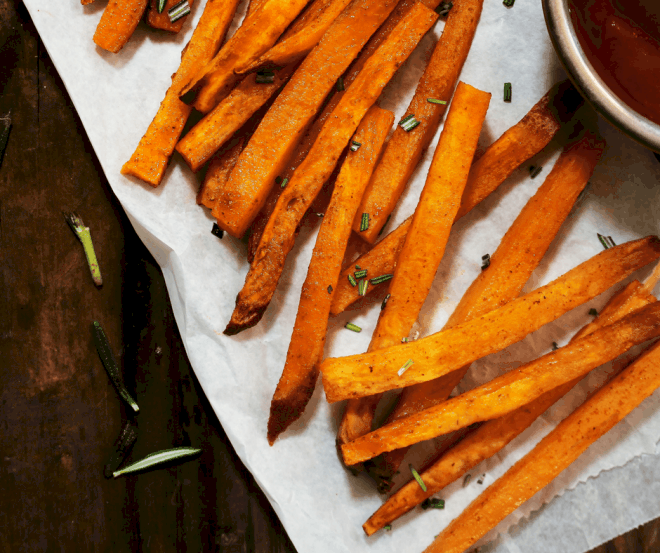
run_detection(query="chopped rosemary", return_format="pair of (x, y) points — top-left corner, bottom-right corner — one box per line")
(589, 308), (598, 316)
(409, 464), (427, 492)
(435, 1), (453, 16)
(529, 165), (543, 179)
(355, 265), (362, 270)
(348, 274), (357, 287)
(378, 214), (392, 236)
(92, 321), (139, 414)
(503, 0), (515, 6)
(113, 447), (202, 478)
(597, 233), (616, 249)
(64, 212), (103, 287)
(401, 337), (409, 343)
(157, 0), (166, 13)
(427, 98), (447, 105)
(104, 419), (138, 479)
(399, 114), (420, 132)
(370, 274), (393, 285)
(463, 473), (472, 487)
(327, 285), (333, 294)
(381, 293), (390, 310)
(0, 112), (11, 170)
(398, 358), (414, 376)
(336, 77), (345, 92)
(275, 176), (282, 185)
(345, 322), (362, 333)
(211, 223), (224, 239)
(481, 253), (490, 270)
(358, 278), (368, 296)
(421, 498), (445, 510)
(384, 525), (392, 531)
(168, 0), (190, 23)
(280, 177), (289, 188)
(350, 141), (362, 152)
(552, 341), (558, 350)
(503, 82), (512, 102)
(256, 70), (275, 84)
(360, 212), (370, 232)
(354, 269), (368, 279)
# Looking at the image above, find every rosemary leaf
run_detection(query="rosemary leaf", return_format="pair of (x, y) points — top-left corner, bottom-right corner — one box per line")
(64, 212), (103, 287)
(409, 464), (427, 492)
(345, 322), (362, 333)
(157, 0), (167, 13)
(104, 419), (138, 479)
(113, 447), (202, 478)
(503, 82), (512, 102)
(92, 321), (139, 414)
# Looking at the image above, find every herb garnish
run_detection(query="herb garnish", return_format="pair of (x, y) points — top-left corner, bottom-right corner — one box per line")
(168, 0), (190, 23)
(370, 274), (393, 285)
(113, 447), (202, 478)
(327, 285), (333, 294)
(421, 498), (445, 510)
(503, 82), (512, 102)
(104, 419), (138, 479)
(280, 177), (289, 188)
(211, 223), (224, 239)
(157, 0), (167, 13)
(381, 293), (391, 310)
(345, 322), (362, 333)
(427, 98), (447, 105)
(0, 111), (12, 170)
(360, 212), (370, 232)
(336, 77), (345, 92)
(597, 233), (616, 249)
(354, 269), (368, 279)
(348, 274), (357, 287)
(399, 114), (420, 132)
(409, 464), (427, 492)
(64, 212), (103, 287)
(503, 0), (515, 6)
(358, 278), (368, 296)
(589, 308), (598, 316)
(481, 253), (490, 270)
(398, 359), (414, 376)
(463, 474), (472, 486)
(92, 321), (139, 414)
(529, 165), (543, 179)
(350, 141), (362, 152)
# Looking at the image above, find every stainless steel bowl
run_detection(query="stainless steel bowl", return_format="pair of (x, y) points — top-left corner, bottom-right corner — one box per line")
(542, 0), (660, 152)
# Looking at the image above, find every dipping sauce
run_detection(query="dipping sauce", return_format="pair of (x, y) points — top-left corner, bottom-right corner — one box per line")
(570, 0), (660, 125)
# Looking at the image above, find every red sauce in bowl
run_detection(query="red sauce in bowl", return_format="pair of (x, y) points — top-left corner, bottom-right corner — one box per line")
(569, 0), (660, 125)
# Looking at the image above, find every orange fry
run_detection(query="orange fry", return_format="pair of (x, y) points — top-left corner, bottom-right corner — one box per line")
(93, 0), (149, 54)
(147, 0), (195, 33)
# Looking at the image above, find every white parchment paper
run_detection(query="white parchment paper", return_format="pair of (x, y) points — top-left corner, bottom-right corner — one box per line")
(24, 0), (660, 551)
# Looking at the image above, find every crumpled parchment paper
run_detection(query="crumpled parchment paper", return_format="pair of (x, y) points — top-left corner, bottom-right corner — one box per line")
(23, 0), (660, 551)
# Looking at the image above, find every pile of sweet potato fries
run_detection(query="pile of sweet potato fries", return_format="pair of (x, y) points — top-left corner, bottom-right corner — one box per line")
(107, 0), (660, 550)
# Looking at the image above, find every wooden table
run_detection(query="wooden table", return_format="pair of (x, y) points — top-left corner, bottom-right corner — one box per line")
(0, 1), (657, 551)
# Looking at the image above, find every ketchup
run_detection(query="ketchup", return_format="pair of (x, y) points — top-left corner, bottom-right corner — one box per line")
(569, 0), (660, 125)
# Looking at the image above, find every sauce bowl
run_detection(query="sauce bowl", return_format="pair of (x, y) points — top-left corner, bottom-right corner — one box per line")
(542, 0), (660, 152)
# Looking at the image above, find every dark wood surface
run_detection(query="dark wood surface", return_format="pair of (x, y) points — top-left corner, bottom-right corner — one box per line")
(0, 1), (658, 551)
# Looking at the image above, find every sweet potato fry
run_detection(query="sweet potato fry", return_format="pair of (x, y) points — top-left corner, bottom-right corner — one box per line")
(147, 0), (195, 33)
(267, 106), (394, 445)
(121, 0), (241, 186)
(247, 0), (268, 16)
(337, 82), (491, 447)
(245, 0), (442, 261)
(353, 0), (484, 243)
(363, 277), (656, 534)
(180, 0), (312, 113)
(212, 0), (405, 239)
(197, 137), (245, 209)
(365, 127), (606, 483)
(224, 3), (439, 335)
(427, 337), (660, 553)
(175, 0), (332, 171)
(93, 0), (149, 54)
(330, 81), (584, 314)
(237, 0), (352, 74)
(321, 236), (660, 402)
(176, 66), (296, 172)
(341, 299), (660, 466)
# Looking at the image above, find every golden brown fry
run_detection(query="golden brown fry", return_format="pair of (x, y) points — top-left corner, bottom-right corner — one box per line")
(342, 299), (660, 466)
(267, 106), (394, 445)
(353, 0), (484, 243)
(337, 82), (491, 447)
(224, 3), (439, 334)
(212, 0), (405, 239)
(321, 236), (660, 402)
(363, 278), (656, 534)
(180, 0), (311, 113)
(330, 81), (584, 314)
(427, 337), (660, 553)
(93, 0), (149, 54)
(237, 0), (352, 74)
(197, 137), (245, 209)
(121, 0), (241, 186)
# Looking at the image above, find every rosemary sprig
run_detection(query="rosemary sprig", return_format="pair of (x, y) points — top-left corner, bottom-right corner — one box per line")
(113, 447), (202, 478)
(168, 0), (190, 23)
(104, 419), (138, 479)
(92, 321), (139, 414)
(64, 212), (103, 287)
